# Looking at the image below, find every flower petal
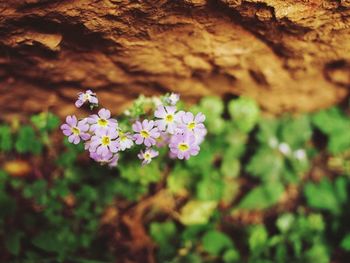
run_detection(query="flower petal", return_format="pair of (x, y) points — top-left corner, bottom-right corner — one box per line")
(98, 108), (111, 119)
(155, 106), (167, 118)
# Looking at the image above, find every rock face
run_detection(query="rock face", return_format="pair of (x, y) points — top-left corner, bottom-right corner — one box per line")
(0, 0), (349, 118)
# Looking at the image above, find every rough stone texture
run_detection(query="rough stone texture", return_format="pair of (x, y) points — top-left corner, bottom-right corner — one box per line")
(0, 0), (349, 118)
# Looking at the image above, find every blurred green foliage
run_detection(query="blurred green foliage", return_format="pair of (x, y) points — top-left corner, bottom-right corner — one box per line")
(0, 97), (350, 262)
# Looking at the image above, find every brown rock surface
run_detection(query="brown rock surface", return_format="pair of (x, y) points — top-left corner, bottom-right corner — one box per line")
(0, 0), (349, 117)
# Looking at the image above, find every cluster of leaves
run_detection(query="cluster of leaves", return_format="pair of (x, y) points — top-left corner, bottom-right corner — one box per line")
(149, 210), (329, 263)
(0, 112), (59, 154)
(0, 97), (349, 262)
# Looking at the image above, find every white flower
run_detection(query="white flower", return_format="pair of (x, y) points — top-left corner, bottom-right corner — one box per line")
(152, 96), (163, 107)
(167, 93), (180, 105)
(294, 149), (306, 160)
(138, 148), (159, 165)
(75, 90), (98, 108)
(268, 137), (278, 148)
(154, 105), (182, 134)
(118, 131), (134, 151)
(278, 143), (291, 155)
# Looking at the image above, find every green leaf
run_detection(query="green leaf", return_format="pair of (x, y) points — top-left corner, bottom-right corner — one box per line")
(335, 177), (348, 204)
(31, 112), (60, 131)
(224, 131), (247, 158)
(5, 231), (22, 255)
(228, 97), (260, 133)
(179, 200), (217, 225)
(222, 178), (240, 205)
(77, 185), (98, 202)
(223, 248), (240, 263)
(256, 118), (279, 144)
(238, 182), (284, 210)
(186, 141), (215, 172)
(0, 125), (12, 152)
(280, 115), (312, 148)
(32, 231), (64, 253)
(202, 230), (233, 256)
(312, 107), (349, 135)
(303, 244), (329, 263)
(312, 107), (350, 154)
(328, 132), (350, 154)
(178, 253), (202, 263)
(150, 221), (177, 261)
(341, 234), (350, 251)
(246, 148), (284, 181)
(22, 180), (47, 199)
(195, 97), (226, 134)
(0, 187), (16, 217)
(106, 178), (146, 201)
(119, 161), (161, 186)
(304, 178), (346, 215)
(15, 126), (43, 154)
(276, 213), (295, 233)
(307, 213), (325, 232)
(221, 157), (240, 178)
(200, 96), (224, 117)
(150, 221), (177, 245)
(249, 225), (268, 254)
(167, 165), (192, 195)
(197, 177), (224, 201)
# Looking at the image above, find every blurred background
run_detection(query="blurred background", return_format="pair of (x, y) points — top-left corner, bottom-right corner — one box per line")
(1, 0), (350, 262)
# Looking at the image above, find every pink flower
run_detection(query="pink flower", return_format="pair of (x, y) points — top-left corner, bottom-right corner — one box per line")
(138, 148), (159, 165)
(117, 131), (134, 151)
(88, 108), (118, 133)
(90, 151), (119, 167)
(154, 105), (182, 134)
(132, 120), (160, 147)
(60, 115), (90, 144)
(75, 90), (98, 108)
(177, 111), (206, 135)
(156, 132), (171, 148)
(89, 128), (119, 157)
(169, 132), (200, 160)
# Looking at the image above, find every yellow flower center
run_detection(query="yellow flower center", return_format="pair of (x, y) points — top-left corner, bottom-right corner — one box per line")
(98, 118), (108, 127)
(144, 153), (151, 160)
(187, 122), (196, 130)
(71, 127), (80, 135)
(178, 143), (189, 152)
(101, 136), (110, 146)
(83, 94), (90, 101)
(140, 130), (150, 138)
(165, 114), (174, 122)
(120, 134), (127, 141)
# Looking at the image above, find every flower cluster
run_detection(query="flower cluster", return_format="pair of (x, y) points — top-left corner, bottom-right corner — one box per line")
(61, 90), (206, 166)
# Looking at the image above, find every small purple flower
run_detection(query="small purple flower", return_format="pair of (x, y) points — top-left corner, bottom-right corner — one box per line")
(138, 148), (159, 165)
(154, 105), (181, 134)
(61, 115), (90, 144)
(88, 108), (118, 133)
(169, 132), (200, 160)
(90, 151), (119, 167)
(89, 128), (119, 156)
(118, 131), (134, 151)
(75, 90), (98, 108)
(168, 151), (178, 160)
(90, 151), (112, 162)
(194, 127), (207, 145)
(167, 93), (180, 105)
(177, 111), (206, 135)
(156, 132), (171, 148)
(108, 154), (119, 167)
(132, 120), (160, 147)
